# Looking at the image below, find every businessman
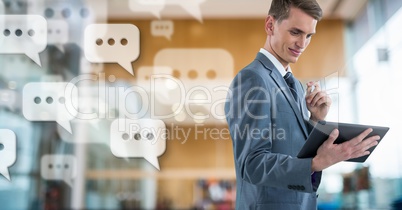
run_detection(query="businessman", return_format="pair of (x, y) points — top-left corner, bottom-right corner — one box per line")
(224, 0), (381, 209)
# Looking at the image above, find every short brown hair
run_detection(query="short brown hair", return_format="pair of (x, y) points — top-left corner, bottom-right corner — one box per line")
(268, 0), (323, 22)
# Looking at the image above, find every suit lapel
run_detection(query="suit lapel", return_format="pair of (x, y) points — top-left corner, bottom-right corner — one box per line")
(255, 53), (309, 138)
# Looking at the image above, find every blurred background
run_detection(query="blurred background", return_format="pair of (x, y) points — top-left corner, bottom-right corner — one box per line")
(0, 0), (401, 209)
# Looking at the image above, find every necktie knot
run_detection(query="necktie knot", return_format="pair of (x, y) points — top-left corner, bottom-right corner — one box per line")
(284, 72), (298, 102)
(284, 72), (295, 85)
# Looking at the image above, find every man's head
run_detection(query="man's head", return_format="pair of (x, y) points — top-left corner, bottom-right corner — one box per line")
(264, 0), (322, 68)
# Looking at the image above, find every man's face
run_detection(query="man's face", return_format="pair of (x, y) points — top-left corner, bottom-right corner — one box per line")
(268, 7), (317, 67)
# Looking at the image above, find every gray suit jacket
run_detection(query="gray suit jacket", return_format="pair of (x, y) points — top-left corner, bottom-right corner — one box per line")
(225, 53), (322, 210)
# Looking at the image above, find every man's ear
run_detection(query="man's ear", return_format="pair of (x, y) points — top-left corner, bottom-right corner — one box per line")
(265, 15), (275, 35)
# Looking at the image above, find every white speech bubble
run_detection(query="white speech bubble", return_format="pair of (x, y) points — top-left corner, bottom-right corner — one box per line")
(151, 20), (174, 40)
(153, 48), (233, 105)
(136, 65), (173, 94)
(40, 154), (77, 188)
(28, 0), (107, 50)
(153, 49), (233, 123)
(22, 82), (78, 133)
(154, 48), (234, 80)
(0, 15), (47, 66)
(110, 119), (166, 170)
(166, 0), (206, 22)
(84, 24), (140, 76)
(129, 0), (166, 19)
(0, 129), (16, 181)
(135, 66), (179, 118)
(47, 19), (69, 52)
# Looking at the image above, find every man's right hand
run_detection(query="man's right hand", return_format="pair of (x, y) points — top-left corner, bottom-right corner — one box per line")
(311, 128), (380, 172)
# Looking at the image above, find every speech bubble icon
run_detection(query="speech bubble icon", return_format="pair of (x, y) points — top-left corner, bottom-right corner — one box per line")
(84, 24), (140, 76)
(151, 20), (173, 40)
(136, 65), (173, 93)
(0, 15), (47, 66)
(129, 0), (166, 19)
(40, 154), (77, 188)
(166, 0), (206, 22)
(154, 48), (234, 81)
(153, 48), (234, 103)
(0, 129), (16, 181)
(22, 82), (78, 133)
(110, 119), (166, 170)
(47, 19), (69, 52)
(27, 0), (108, 51)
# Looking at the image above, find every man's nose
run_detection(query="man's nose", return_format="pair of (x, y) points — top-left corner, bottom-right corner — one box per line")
(296, 36), (308, 49)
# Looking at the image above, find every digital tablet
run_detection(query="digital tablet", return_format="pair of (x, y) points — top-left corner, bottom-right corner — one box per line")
(297, 121), (390, 162)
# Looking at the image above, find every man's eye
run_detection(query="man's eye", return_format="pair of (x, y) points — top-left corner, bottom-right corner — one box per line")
(290, 31), (299, 35)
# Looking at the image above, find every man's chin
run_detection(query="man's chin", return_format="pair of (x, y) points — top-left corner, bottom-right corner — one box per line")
(288, 58), (298, 64)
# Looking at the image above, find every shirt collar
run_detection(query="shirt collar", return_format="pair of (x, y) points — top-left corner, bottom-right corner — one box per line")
(259, 48), (292, 77)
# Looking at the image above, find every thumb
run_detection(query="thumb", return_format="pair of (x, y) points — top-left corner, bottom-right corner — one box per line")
(326, 129), (339, 144)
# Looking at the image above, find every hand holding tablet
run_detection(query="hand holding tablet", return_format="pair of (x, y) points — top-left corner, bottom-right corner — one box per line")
(298, 121), (389, 171)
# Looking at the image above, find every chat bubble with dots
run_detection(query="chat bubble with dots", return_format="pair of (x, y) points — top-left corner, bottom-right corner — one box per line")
(151, 20), (174, 40)
(153, 48), (233, 99)
(0, 15), (47, 66)
(47, 19), (69, 52)
(153, 49), (234, 123)
(0, 129), (16, 181)
(135, 66), (173, 93)
(22, 82), (78, 133)
(41, 154), (77, 188)
(27, 0), (107, 51)
(135, 66), (179, 119)
(84, 24), (140, 76)
(110, 118), (166, 170)
(154, 48), (234, 81)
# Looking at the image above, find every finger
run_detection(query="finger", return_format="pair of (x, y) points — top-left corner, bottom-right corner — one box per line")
(355, 135), (380, 147)
(350, 128), (373, 145)
(313, 95), (332, 107)
(313, 82), (321, 92)
(311, 92), (327, 107)
(306, 82), (320, 102)
(350, 150), (371, 159)
(352, 139), (379, 158)
(325, 129), (339, 145)
(306, 82), (314, 93)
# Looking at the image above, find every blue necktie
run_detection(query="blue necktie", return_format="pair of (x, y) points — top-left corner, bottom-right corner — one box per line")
(284, 72), (298, 102)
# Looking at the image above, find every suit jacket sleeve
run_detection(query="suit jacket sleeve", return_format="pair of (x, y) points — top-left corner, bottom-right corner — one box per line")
(225, 69), (316, 193)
